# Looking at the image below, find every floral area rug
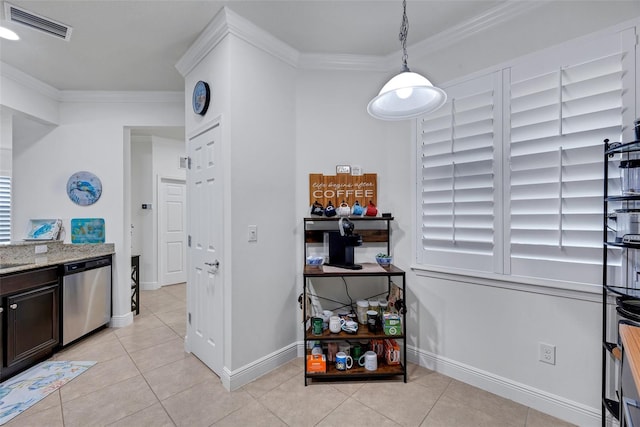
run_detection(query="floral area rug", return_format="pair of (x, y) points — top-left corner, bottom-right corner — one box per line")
(0, 360), (96, 425)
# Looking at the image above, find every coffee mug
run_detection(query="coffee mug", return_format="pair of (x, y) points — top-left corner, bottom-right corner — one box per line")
(312, 317), (323, 336)
(329, 316), (342, 333)
(341, 319), (358, 333)
(335, 351), (353, 370)
(358, 351), (377, 371)
(352, 342), (363, 360)
(337, 201), (350, 217)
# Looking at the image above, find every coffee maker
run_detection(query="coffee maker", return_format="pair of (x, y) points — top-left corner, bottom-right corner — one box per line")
(326, 218), (363, 270)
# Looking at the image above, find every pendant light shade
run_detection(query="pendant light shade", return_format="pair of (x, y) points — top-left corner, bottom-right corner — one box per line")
(367, 0), (446, 121)
(367, 71), (446, 120)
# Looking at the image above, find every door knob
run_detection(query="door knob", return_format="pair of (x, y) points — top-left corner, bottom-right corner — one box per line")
(0, 307), (3, 313)
(9, 304), (17, 310)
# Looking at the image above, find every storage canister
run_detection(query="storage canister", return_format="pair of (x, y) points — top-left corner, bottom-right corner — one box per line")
(614, 209), (640, 242)
(379, 299), (389, 313)
(368, 300), (380, 314)
(620, 159), (640, 195)
(356, 300), (369, 325)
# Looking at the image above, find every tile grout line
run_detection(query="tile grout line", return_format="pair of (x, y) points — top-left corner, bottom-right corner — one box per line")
(416, 373), (453, 426)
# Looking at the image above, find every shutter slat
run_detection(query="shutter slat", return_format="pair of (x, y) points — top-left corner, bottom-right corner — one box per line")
(0, 176), (11, 244)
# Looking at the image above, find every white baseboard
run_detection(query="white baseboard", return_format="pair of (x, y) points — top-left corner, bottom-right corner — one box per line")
(406, 345), (600, 427)
(141, 281), (160, 291)
(191, 340), (598, 426)
(220, 342), (299, 391)
(109, 311), (134, 328)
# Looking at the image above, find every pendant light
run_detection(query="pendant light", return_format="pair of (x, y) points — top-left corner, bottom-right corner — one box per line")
(367, 0), (446, 121)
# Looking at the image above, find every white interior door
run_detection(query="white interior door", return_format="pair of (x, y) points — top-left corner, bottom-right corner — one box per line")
(159, 178), (187, 286)
(186, 122), (224, 377)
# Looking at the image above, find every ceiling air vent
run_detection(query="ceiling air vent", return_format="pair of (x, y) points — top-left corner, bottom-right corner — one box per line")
(4, 3), (72, 41)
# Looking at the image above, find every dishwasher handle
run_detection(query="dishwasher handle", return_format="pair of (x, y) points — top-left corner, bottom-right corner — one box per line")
(64, 256), (111, 275)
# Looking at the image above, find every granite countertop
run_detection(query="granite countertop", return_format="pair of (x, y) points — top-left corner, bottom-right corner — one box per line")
(0, 242), (115, 275)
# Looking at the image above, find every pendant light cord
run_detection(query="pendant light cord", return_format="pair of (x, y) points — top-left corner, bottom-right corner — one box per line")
(399, 0), (410, 72)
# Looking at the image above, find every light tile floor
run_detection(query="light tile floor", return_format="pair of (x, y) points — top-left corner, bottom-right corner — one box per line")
(7, 283), (576, 426)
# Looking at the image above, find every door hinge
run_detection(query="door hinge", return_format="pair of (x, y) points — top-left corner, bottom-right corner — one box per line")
(188, 235), (191, 247)
(188, 312), (191, 325)
(188, 157), (192, 170)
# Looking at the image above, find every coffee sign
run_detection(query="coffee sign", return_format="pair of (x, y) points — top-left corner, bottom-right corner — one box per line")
(308, 173), (377, 207)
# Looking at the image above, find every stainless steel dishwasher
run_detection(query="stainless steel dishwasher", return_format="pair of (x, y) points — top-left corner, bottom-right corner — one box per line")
(61, 255), (112, 345)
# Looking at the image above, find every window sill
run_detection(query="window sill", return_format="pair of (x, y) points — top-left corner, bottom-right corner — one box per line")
(410, 264), (601, 302)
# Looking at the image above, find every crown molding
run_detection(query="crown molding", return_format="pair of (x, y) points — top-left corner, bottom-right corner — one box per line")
(176, 6), (299, 77)
(297, 53), (387, 72)
(381, 0), (553, 70)
(175, 7), (230, 77)
(0, 61), (60, 100)
(176, 0), (552, 75)
(59, 91), (183, 103)
(1, 62), (182, 104)
(3, 0), (553, 104)
(224, 7), (299, 68)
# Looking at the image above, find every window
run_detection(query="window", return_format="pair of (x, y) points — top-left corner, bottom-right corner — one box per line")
(0, 176), (10, 243)
(417, 26), (636, 286)
(418, 71), (502, 274)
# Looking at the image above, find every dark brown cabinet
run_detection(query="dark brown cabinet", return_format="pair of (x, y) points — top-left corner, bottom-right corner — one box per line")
(0, 266), (59, 381)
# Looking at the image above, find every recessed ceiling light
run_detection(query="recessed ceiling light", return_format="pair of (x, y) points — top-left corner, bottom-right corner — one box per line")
(0, 26), (19, 40)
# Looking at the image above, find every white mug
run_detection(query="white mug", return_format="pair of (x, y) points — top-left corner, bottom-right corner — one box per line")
(329, 316), (342, 333)
(341, 319), (358, 333)
(359, 350), (377, 371)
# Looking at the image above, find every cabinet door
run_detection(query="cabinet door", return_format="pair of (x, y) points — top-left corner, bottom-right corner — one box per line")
(0, 304), (3, 376)
(6, 283), (59, 367)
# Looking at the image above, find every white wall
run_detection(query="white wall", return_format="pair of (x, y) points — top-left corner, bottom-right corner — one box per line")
(12, 98), (184, 325)
(388, 6), (640, 426)
(227, 35), (297, 370)
(0, 111), (12, 177)
(183, 25), (298, 374)
(130, 136), (153, 284)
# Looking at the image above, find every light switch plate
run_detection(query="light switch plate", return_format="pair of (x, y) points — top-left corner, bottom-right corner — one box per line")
(248, 225), (258, 242)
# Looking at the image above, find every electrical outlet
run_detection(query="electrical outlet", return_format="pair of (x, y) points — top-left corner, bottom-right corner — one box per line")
(539, 342), (556, 365)
(34, 245), (48, 254)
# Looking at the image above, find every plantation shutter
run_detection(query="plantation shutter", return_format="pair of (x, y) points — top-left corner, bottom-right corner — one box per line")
(506, 29), (635, 284)
(418, 71), (502, 272)
(0, 176), (10, 243)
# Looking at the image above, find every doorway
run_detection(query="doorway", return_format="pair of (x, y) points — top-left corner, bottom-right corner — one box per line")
(129, 127), (186, 291)
(159, 177), (187, 286)
(186, 120), (224, 377)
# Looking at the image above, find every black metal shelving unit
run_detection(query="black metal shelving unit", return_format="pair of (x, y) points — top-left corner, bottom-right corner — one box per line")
(302, 216), (406, 385)
(602, 139), (640, 425)
(131, 255), (140, 315)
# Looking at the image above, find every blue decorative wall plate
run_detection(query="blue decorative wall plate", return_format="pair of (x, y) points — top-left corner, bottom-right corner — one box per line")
(67, 171), (102, 206)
